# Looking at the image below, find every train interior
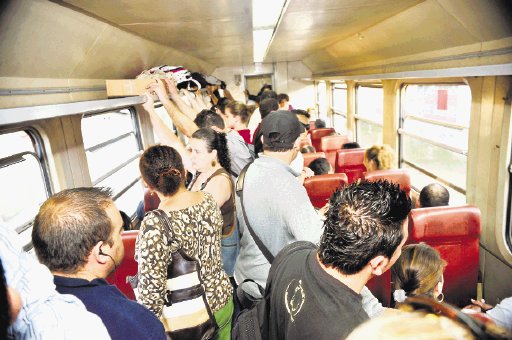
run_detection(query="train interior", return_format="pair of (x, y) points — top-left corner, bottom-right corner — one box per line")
(1, 0), (512, 309)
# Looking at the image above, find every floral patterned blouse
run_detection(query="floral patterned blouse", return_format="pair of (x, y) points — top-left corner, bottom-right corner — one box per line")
(135, 192), (232, 315)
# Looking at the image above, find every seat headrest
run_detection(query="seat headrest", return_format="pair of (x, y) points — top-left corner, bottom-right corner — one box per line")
(303, 173), (348, 195)
(408, 205), (481, 241)
(303, 152), (326, 167)
(336, 148), (365, 167)
(363, 169), (411, 194)
(310, 128), (335, 139)
(320, 135), (350, 151)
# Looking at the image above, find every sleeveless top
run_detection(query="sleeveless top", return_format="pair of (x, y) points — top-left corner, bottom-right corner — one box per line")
(188, 168), (235, 237)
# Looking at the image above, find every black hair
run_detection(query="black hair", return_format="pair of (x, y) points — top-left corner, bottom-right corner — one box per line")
(260, 98), (279, 119)
(301, 145), (316, 153)
(319, 180), (411, 275)
(32, 187), (114, 273)
(277, 93), (289, 103)
(217, 97), (232, 114)
(419, 183), (450, 208)
(291, 109), (310, 120)
(309, 157), (331, 175)
(342, 142), (361, 149)
(314, 118), (326, 129)
(140, 145), (185, 196)
(192, 128), (231, 173)
(0, 259), (9, 339)
(257, 84), (273, 97)
(194, 109), (225, 129)
(260, 90), (277, 101)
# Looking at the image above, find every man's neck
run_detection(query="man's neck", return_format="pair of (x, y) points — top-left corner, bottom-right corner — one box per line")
(316, 254), (368, 294)
(53, 268), (104, 282)
(262, 150), (294, 165)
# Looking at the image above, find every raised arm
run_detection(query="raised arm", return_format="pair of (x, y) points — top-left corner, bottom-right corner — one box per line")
(141, 92), (193, 172)
(163, 79), (203, 123)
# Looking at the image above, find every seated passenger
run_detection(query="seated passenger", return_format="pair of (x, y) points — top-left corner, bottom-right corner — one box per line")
(137, 145), (233, 339)
(308, 157), (333, 176)
(300, 145), (316, 153)
(364, 144), (396, 171)
(391, 243), (446, 305)
(342, 142), (361, 149)
(314, 118), (326, 129)
(267, 180), (411, 339)
(419, 183), (450, 207)
(31, 188), (165, 340)
(464, 297), (512, 331)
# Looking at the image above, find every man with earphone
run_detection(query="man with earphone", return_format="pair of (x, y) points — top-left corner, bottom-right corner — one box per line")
(32, 187), (166, 340)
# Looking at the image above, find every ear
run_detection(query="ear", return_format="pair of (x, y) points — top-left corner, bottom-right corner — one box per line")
(211, 148), (218, 160)
(434, 280), (444, 296)
(93, 241), (108, 265)
(368, 255), (389, 277)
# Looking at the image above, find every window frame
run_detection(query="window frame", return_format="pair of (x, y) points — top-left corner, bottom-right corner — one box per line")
(331, 82), (348, 132)
(82, 106), (144, 216)
(398, 82), (470, 196)
(354, 83), (383, 145)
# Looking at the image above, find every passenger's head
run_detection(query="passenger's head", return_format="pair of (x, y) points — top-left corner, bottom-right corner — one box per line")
(259, 98), (279, 120)
(342, 142), (361, 149)
(212, 97), (231, 115)
(300, 145), (316, 153)
(261, 111), (305, 156)
(194, 109), (225, 130)
(347, 310), (475, 340)
(308, 157), (333, 175)
(314, 118), (326, 129)
(392, 243), (446, 302)
(224, 101), (249, 129)
(364, 144), (396, 171)
(140, 145), (185, 196)
(260, 90), (277, 101)
(291, 109), (311, 128)
(258, 84), (273, 96)
(32, 187), (124, 276)
(190, 127), (231, 173)
(419, 183), (450, 208)
(319, 180), (411, 277)
(277, 93), (289, 109)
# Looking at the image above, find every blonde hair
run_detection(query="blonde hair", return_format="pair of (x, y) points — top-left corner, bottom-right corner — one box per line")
(391, 243), (447, 299)
(347, 311), (474, 340)
(364, 144), (396, 170)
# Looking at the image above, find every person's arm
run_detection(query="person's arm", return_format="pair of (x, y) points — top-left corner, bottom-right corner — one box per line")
(487, 297), (512, 331)
(360, 286), (385, 318)
(141, 93), (193, 171)
(202, 175), (231, 208)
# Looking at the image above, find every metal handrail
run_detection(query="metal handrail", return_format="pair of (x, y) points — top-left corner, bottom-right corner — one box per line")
(354, 115), (383, 127)
(402, 160), (466, 194)
(404, 114), (468, 130)
(398, 128), (467, 156)
(92, 153), (141, 186)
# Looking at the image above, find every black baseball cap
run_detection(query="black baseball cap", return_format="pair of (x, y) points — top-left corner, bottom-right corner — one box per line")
(261, 110), (305, 149)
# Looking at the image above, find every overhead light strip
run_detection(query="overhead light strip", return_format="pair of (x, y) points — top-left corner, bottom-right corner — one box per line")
(252, 0), (288, 63)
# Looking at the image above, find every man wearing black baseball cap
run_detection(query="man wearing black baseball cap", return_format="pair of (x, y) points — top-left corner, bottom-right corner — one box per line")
(234, 110), (325, 300)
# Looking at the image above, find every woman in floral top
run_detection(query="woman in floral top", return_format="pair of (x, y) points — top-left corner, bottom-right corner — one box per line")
(136, 145), (233, 339)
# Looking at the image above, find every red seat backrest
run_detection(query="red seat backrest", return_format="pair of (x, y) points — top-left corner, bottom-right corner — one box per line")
(144, 189), (160, 213)
(310, 128), (335, 151)
(407, 205), (481, 307)
(303, 152), (326, 168)
(366, 270), (392, 308)
(303, 173), (348, 208)
(320, 135), (350, 169)
(106, 230), (139, 300)
(363, 169), (411, 197)
(335, 148), (366, 183)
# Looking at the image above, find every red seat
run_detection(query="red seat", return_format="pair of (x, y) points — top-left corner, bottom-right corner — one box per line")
(303, 152), (326, 168)
(310, 128), (335, 151)
(107, 230), (139, 300)
(144, 189), (160, 213)
(363, 169), (411, 197)
(407, 205), (481, 307)
(335, 148), (366, 183)
(319, 135), (350, 169)
(303, 173), (348, 208)
(366, 270), (392, 308)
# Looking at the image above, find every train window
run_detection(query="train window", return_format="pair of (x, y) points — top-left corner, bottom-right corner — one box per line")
(331, 83), (347, 133)
(399, 84), (471, 205)
(317, 81), (328, 121)
(82, 108), (144, 217)
(355, 85), (383, 147)
(0, 129), (51, 250)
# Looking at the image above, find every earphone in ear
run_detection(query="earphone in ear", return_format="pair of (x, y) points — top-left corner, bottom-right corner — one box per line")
(99, 247), (119, 270)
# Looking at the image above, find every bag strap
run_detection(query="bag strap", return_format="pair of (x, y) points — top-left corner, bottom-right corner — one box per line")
(153, 209), (176, 246)
(236, 163), (274, 264)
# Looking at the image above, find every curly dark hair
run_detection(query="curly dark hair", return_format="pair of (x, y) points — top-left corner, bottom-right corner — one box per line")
(139, 145), (185, 196)
(318, 180), (411, 275)
(192, 128), (231, 173)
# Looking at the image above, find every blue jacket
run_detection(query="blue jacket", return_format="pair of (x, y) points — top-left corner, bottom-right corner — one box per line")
(54, 276), (166, 340)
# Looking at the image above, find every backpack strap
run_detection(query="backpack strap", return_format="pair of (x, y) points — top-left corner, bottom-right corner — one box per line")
(236, 163), (274, 264)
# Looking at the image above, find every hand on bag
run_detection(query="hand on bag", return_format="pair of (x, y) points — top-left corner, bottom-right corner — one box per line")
(162, 78), (180, 99)
(145, 79), (168, 102)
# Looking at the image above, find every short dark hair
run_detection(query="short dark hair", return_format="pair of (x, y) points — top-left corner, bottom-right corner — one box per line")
(194, 110), (225, 129)
(259, 98), (279, 119)
(419, 183), (449, 207)
(342, 142), (360, 149)
(309, 157), (331, 175)
(277, 93), (289, 104)
(291, 109), (310, 120)
(32, 187), (114, 273)
(260, 90), (277, 101)
(314, 118), (326, 129)
(301, 145), (316, 153)
(140, 145), (185, 196)
(319, 180), (411, 275)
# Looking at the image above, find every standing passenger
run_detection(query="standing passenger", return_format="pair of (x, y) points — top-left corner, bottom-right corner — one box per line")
(268, 180), (411, 339)
(31, 187), (165, 340)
